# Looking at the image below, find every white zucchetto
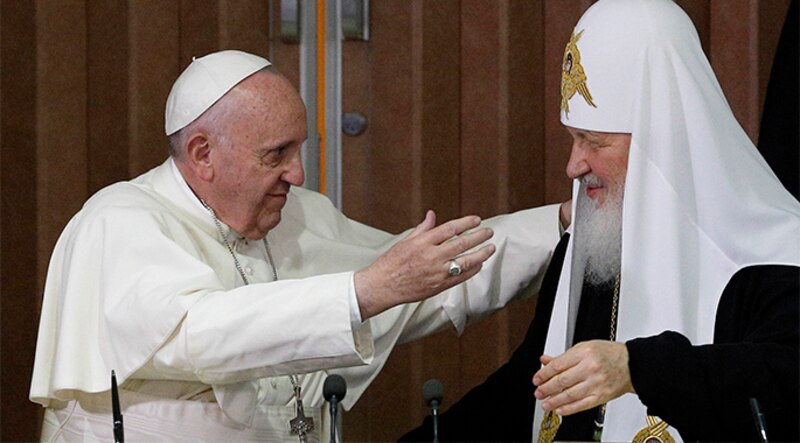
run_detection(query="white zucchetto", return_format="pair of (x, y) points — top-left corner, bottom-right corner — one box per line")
(164, 50), (272, 136)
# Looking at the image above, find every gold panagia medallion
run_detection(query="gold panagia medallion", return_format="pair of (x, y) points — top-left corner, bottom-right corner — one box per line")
(632, 415), (675, 443)
(561, 29), (597, 117)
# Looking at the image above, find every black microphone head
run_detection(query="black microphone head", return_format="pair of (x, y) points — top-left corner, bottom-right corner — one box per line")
(422, 379), (443, 406)
(323, 374), (347, 402)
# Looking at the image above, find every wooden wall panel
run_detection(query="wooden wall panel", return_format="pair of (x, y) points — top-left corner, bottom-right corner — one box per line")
(543, 0), (594, 204)
(1, 3), (39, 441)
(757, 1), (792, 124)
(36, 0), (88, 292)
(180, 0), (220, 64)
(344, 1), (419, 440)
(711, 0), (760, 142)
(88, 1), (130, 193)
(128, 1), (180, 175)
(677, 0), (711, 52)
(505, 0), (548, 364)
(459, 0), (510, 395)
(219, 0), (271, 56)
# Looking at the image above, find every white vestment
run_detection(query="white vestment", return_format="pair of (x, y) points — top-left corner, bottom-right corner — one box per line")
(31, 159), (561, 442)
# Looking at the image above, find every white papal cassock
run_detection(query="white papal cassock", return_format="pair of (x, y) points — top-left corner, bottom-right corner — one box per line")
(31, 158), (561, 441)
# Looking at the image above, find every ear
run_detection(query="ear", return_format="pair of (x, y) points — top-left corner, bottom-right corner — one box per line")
(185, 132), (214, 181)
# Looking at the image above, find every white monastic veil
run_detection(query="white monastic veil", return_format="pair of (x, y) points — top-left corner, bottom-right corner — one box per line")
(532, 0), (800, 441)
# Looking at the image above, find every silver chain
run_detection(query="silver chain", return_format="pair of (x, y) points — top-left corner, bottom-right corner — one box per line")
(201, 201), (304, 404)
(202, 201), (278, 284)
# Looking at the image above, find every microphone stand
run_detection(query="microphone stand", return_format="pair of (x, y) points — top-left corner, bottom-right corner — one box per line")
(111, 370), (124, 443)
(422, 379), (443, 443)
(323, 374), (347, 443)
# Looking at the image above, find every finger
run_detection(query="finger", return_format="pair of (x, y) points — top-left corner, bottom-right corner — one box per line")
(439, 261), (484, 289)
(541, 382), (600, 416)
(533, 345), (585, 386)
(406, 210), (436, 240)
(446, 244), (496, 275)
(534, 368), (576, 400)
(532, 353), (579, 390)
(440, 227), (494, 258)
(423, 215), (482, 245)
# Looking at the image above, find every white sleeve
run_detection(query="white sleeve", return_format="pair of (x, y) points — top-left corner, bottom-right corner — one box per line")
(395, 203), (562, 343)
(150, 273), (373, 385)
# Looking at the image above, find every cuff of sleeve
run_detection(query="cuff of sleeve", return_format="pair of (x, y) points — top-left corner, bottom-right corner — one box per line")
(349, 272), (364, 327)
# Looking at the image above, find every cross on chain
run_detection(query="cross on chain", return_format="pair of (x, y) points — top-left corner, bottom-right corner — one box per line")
(289, 382), (314, 442)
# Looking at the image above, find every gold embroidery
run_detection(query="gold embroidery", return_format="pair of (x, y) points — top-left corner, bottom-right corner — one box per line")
(537, 410), (561, 443)
(561, 29), (597, 117)
(632, 415), (675, 443)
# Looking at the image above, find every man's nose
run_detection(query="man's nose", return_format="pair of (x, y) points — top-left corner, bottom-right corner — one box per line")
(565, 145), (590, 180)
(283, 155), (305, 186)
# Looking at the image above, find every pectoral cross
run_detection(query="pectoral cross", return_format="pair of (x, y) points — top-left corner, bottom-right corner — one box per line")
(289, 383), (314, 443)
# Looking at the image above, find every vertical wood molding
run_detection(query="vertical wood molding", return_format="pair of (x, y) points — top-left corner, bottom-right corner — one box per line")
(128, 0), (179, 175)
(710, 0), (760, 143)
(36, 0), (88, 290)
(88, 1), (130, 193)
(218, 0), (271, 56)
(1, 1), (39, 440)
(180, 0), (219, 65)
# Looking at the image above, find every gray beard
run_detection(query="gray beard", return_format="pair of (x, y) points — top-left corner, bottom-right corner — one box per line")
(574, 176), (624, 286)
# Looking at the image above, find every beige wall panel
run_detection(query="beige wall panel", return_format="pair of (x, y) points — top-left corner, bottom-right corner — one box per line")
(129, 0), (180, 175)
(88, 1), (130, 193)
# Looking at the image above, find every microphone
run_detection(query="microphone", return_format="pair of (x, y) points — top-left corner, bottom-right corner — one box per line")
(323, 374), (347, 443)
(749, 397), (769, 443)
(111, 370), (124, 443)
(422, 379), (443, 443)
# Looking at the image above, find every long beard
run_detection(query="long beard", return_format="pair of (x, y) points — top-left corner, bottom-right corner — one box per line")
(574, 175), (624, 286)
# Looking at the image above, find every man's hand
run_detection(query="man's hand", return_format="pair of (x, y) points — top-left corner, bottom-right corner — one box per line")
(532, 340), (634, 415)
(354, 210), (496, 320)
(559, 200), (572, 230)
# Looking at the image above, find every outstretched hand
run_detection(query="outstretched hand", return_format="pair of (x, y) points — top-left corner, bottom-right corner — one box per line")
(354, 210), (496, 320)
(532, 340), (634, 416)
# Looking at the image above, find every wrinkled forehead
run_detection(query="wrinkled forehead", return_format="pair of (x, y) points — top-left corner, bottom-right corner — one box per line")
(560, 0), (700, 133)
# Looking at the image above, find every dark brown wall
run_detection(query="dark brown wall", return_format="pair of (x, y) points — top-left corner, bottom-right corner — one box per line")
(0, 1), (789, 441)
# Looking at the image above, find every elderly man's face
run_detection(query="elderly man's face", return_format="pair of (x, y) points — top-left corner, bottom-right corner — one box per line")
(565, 127), (630, 205)
(209, 72), (307, 239)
